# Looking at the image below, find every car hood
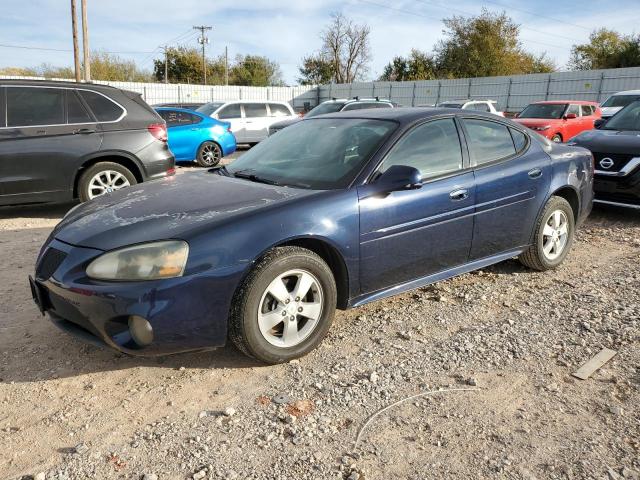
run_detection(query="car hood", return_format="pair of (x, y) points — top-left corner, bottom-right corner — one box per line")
(570, 128), (640, 153)
(513, 118), (560, 128)
(601, 106), (623, 118)
(54, 172), (316, 251)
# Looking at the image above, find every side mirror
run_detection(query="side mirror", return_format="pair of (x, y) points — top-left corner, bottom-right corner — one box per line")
(565, 113), (578, 120)
(374, 165), (422, 193)
(594, 118), (606, 129)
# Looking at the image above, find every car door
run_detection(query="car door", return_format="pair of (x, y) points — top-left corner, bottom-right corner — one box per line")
(216, 103), (245, 142)
(242, 103), (269, 142)
(0, 86), (101, 205)
(160, 110), (198, 160)
(462, 117), (552, 260)
(358, 117), (476, 293)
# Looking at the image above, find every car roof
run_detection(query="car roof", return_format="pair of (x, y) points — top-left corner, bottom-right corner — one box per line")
(325, 98), (392, 104)
(208, 100), (290, 105)
(439, 99), (497, 103)
(311, 106), (507, 125)
(0, 78), (119, 92)
(155, 107), (205, 116)
(532, 100), (599, 105)
(610, 90), (640, 95)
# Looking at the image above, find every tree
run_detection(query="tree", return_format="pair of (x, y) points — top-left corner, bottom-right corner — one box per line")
(569, 29), (640, 70)
(153, 46), (206, 84)
(379, 49), (436, 81)
(87, 52), (151, 81)
(434, 9), (555, 78)
(298, 54), (334, 85)
(230, 55), (283, 86)
(0, 66), (38, 76)
(320, 12), (371, 83)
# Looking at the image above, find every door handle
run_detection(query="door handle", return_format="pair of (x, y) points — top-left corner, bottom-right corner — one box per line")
(528, 168), (543, 179)
(449, 189), (469, 201)
(73, 128), (95, 135)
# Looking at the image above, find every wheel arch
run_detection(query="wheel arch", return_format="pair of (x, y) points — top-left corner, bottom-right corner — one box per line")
(246, 236), (351, 310)
(551, 185), (580, 224)
(73, 153), (144, 198)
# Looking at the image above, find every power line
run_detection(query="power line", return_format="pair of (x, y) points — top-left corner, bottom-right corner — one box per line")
(357, 0), (581, 49)
(478, 0), (592, 31)
(0, 42), (154, 54)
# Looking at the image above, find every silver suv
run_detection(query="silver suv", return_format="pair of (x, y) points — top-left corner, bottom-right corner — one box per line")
(268, 97), (396, 136)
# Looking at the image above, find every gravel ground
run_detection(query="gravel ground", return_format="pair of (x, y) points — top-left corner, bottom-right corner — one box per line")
(0, 159), (638, 480)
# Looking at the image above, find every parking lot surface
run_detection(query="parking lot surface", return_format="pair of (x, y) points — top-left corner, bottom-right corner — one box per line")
(0, 160), (638, 479)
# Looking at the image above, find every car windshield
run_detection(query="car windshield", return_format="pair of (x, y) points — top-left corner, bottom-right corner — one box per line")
(602, 101), (640, 131)
(196, 102), (224, 116)
(225, 118), (397, 190)
(519, 103), (567, 119)
(601, 94), (640, 108)
(438, 102), (464, 108)
(305, 102), (347, 118)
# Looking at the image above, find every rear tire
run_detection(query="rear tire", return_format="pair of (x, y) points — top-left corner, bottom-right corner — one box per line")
(78, 162), (137, 202)
(519, 196), (575, 271)
(229, 246), (337, 364)
(196, 141), (222, 167)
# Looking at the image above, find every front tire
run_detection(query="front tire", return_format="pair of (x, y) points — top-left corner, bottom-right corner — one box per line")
(519, 196), (575, 271)
(550, 134), (563, 143)
(78, 162), (137, 202)
(196, 141), (222, 167)
(229, 246), (337, 364)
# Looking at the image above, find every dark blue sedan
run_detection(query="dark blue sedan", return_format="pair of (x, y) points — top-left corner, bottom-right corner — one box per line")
(30, 108), (593, 363)
(156, 107), (236, 167)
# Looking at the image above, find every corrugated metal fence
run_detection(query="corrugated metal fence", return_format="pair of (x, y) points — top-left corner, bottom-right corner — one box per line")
(319, 67), (640, 112)
(4, 66), (640, 112)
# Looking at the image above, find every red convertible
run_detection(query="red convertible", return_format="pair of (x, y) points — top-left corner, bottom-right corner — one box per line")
(514, 100), (601, 143)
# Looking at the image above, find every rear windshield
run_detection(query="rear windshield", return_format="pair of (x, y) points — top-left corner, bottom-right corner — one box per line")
(601, 94), (640, 108)
(305, 102), (347, 118)
(519, 103), (567, 119)
(196, 102), (224, 116)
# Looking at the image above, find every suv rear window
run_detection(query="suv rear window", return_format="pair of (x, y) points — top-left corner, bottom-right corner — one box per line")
(79, 90), (124, 122)
(7, 87), (65, 127)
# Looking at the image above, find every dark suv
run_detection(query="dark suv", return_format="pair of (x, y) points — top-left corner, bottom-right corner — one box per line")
(0, 80), (175, 206)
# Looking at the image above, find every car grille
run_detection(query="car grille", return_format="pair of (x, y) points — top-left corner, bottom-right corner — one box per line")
(36, 247), (67, 281)
(593, 152), (637, 172)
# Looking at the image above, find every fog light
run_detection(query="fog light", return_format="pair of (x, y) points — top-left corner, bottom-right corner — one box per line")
(128, 315), (153, 347)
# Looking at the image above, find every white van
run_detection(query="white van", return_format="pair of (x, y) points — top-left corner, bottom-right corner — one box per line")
(196, 100), (296, 144)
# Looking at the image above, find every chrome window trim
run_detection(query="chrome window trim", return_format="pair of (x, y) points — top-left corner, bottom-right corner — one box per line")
(595, 157), (640, 177)
(0, 84), (127, 129)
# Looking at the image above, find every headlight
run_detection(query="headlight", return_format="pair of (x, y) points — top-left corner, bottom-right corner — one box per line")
(86, 240), (189, 281)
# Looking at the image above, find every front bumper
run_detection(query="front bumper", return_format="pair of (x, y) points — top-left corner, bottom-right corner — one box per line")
(31, 238), (240, 356)
(594, 164), (640, 208)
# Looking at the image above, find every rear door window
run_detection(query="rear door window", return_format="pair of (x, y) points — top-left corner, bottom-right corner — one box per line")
(217, 104), (242, 119)
(67, 90), (93, 124)
(463, 118), (516, 166)
(268, 103), (291, 116)
(243, 103), (268, 118)
(581, 105), (594, 116)
(7, 87), (65, 127)
(79, 90), (124, 122)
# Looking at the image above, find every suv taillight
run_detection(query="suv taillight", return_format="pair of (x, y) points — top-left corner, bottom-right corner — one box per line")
(148, 123), (168, 142)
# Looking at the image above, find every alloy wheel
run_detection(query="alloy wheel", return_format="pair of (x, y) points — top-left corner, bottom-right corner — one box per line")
(87, 170), (131, 199)
(542, 210), (569, 261)
(200, 143), (221, 166)
(257, 269), (324, 348)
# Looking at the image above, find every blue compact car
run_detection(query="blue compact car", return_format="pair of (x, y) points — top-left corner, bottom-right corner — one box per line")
(30, 108), (593, 364)
(156, 107), (236, 167)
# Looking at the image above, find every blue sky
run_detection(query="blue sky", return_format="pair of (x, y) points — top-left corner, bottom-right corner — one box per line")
(1, 0), (639, 84)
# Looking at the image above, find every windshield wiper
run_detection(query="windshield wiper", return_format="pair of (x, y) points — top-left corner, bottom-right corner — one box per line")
(232, 170), (281, 186)
(209, 165), (231, 176)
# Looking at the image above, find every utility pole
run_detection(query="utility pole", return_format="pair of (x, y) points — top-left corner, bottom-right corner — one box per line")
(162, 46), (169, 84)
(70, 0), (81, 82)
(81, 0), (90, 82)
(225, 46), (228, 86)
(193, 25), (212, 85)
